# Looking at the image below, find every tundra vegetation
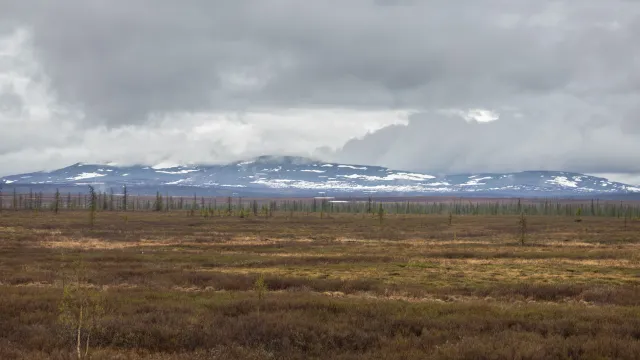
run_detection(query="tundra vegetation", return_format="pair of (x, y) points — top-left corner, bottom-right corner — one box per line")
(0, 192), (639, 359)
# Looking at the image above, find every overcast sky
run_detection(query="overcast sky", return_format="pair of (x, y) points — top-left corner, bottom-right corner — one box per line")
(1, 1), (639, 183)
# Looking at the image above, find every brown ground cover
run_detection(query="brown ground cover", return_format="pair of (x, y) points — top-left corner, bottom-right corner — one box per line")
(1, 210), (639, 359)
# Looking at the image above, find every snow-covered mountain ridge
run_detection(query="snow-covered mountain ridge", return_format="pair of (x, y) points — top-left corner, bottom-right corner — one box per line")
(2, 155), (639, 197)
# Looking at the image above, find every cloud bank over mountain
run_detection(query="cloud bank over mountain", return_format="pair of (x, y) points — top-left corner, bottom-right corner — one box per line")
(1, 0), (639, 183)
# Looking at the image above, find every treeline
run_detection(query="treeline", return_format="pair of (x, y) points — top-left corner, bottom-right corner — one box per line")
(1, 186), (640, 219)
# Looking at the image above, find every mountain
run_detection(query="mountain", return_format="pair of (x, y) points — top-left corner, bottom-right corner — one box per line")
(2, 155), (640, 198)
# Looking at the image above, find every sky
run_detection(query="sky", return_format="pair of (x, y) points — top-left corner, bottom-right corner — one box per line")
(0, 1), (639, 184)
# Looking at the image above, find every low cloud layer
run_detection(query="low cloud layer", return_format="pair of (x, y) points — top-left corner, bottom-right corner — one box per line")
(335, 108), (640, 175)
(1, 1), (639, 183)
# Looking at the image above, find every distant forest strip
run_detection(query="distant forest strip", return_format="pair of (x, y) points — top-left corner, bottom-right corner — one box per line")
(1, 187), (640, 218)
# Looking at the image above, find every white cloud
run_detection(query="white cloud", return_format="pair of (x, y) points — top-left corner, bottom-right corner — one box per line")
(439, 108), (500, 123)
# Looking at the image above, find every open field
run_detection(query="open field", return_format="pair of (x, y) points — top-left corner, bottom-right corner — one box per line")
(1, 210), (640, 359)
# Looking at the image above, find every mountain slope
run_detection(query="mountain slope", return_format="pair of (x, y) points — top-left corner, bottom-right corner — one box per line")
(2, 155), (639, 197)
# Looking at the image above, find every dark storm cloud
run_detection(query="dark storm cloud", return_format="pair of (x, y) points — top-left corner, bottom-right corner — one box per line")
(0, 0), (639, 180)
(0, 0), (635, 125)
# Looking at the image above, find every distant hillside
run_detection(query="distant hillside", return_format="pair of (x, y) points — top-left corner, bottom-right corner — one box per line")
(2, 155), (639, 197)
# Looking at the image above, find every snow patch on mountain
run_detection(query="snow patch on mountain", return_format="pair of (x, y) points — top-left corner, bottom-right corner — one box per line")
(338, 165), (368, 170)
(383, 172), (436, 181)
(301, 169), (326, 173)
(156, 169), (200, 175)
(338, 172), (435, 181)
(546, 176), (578, 188)
(66, 172), (107, 181)
(460, 177), (493, 186)
(152, 162), (183, 170)
(251, 178), (451, 193)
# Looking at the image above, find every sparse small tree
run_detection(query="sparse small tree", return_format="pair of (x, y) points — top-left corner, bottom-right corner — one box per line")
(253, 274), (268, 315)
(518, 212), (527, 245)
(448, 211), (453, 226)
(38, 192), (44, 211)
(378, 203), (385, 225)
(121, 185), (127, 211)
(189, 193), (197, 216)
(88, 186), (97, 227)
(575, 207), (583, 223)
(58, 260), (105, 359)
(101, 192), (108, 211)
(12, 188), (17, 210)
(53, 188), (61, 214)
(154, 191), (163, 212)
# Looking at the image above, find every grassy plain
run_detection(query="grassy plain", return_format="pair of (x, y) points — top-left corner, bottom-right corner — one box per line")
(1, 210), (639, 359)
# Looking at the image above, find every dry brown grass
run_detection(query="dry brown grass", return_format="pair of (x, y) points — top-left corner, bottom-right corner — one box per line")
(0, 210), (639, 359)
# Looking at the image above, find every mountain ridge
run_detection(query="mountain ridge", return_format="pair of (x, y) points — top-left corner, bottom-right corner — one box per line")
(2, 156), (639, 198)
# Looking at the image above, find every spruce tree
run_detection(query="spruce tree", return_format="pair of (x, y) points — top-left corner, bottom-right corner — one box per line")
(122, 185), (128, 211)
(88, 186), (97, 227)
(102, 192), (108, 211)
(154, 191), (163, 211)
(54, 188), (60, 214)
